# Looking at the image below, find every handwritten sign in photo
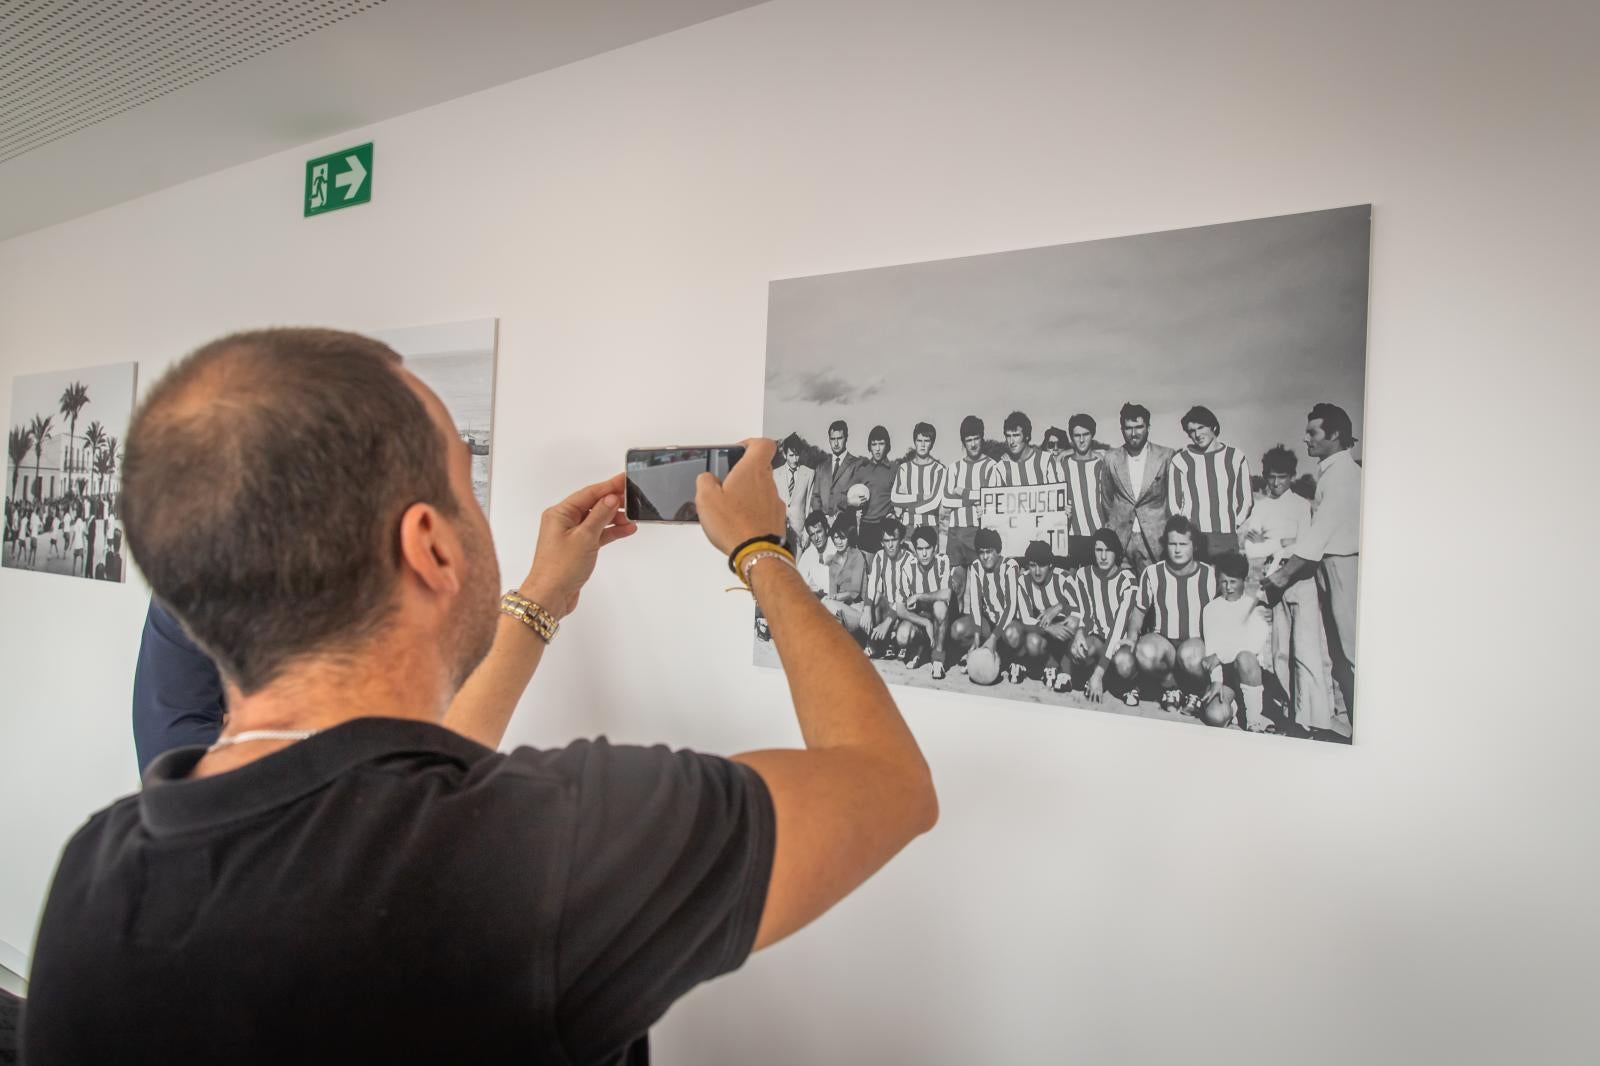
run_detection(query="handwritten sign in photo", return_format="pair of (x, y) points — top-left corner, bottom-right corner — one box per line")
(981, 484), (1072, 556)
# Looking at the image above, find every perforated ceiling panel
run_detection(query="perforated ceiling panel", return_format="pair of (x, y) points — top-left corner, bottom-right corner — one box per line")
(0, 0), (389, 164)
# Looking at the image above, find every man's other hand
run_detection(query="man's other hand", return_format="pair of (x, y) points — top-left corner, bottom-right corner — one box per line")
(524, 472), (636, 618)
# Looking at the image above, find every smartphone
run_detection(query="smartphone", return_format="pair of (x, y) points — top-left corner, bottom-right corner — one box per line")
(625, 445), (746, 523)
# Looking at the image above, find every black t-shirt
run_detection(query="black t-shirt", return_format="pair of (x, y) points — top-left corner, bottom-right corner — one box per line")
(23, 718), (774, 1065)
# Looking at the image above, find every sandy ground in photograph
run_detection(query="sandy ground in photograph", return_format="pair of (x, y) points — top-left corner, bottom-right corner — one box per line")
(2, 540), (90, 578)
(750, 632), (1352, 742)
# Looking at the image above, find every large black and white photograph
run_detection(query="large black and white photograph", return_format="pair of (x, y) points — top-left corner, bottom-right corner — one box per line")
(371, 318), (498, 513)
(4, 361), (138, 582)
(759, 206), (1369, 743)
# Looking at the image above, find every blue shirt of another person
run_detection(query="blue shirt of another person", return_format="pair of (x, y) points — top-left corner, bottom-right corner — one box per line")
(132, 599), (223, 775)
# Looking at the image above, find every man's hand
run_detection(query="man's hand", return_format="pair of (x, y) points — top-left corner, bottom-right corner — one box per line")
(522, 472), (636, 619)
(697, 438), (786, 556)
(1085, 667), (1106, 702)
(1245, 527), (1268, 543)
(872, 617), (895, 641)
(1044, 622), (1071, 642)
(1069, 628), (1090, 661)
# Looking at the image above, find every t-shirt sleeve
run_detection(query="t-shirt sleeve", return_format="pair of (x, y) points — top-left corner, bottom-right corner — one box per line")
(549, 739), (775, 1063)
(1294, 484), (1337, 562)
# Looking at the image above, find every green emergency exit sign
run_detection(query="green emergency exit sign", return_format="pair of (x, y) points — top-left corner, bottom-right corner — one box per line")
(304, 143), (373, 216)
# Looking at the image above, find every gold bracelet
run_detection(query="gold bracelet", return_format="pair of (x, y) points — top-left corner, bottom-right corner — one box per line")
(499, 590), (559, 643)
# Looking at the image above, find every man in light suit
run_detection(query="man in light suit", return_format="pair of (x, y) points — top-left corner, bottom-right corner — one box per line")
(809, 418), (863, 522)
(773, 433), (815, 549)
(1098, 402), (1175, 574)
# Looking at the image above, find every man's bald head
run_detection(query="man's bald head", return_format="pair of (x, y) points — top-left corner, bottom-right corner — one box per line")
(123, 328), (459, 693)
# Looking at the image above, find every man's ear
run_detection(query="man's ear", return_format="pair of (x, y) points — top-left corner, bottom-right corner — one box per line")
(397, 502), (464, 595)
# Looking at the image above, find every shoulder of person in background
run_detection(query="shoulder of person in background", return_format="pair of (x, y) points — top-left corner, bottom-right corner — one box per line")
(131, 597), (224, 774)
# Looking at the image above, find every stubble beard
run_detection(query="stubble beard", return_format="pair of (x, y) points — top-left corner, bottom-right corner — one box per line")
(447, 517), (501, 690)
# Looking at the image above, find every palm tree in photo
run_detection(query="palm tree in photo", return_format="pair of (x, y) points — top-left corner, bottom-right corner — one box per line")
(103, 435), (121, 497)
(58, 381), (89, 498)
(93, 449), (114, 500)
(81, 421), (106, 494)
(7, 427), (30, 500)
(28, 415), (53, 501)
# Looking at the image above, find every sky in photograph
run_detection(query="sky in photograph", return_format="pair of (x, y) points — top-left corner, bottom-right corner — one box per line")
(370, 318), (498, 512)
(8, 362), (137, 437)
(405, 351), (495, 433)
(370, 318), (498, 435)
(763, 206), (1369, 474)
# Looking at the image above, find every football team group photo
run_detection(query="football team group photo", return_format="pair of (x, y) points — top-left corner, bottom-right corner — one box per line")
(757, 206), (1370, 743)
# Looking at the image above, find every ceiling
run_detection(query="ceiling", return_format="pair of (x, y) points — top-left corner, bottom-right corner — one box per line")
(0, 0), (768, 242)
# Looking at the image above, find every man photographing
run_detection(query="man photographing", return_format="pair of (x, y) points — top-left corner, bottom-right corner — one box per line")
(23, 329), (937, 1065)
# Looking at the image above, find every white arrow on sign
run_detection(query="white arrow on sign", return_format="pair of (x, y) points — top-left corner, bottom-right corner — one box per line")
(335, 154), (367, 200)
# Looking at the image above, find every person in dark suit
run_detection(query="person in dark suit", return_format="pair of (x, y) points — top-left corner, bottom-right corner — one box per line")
(100, 527), (124, 582)
(1098, 402), (1175, 573)
(809, 418), (863, 520)
(132, 598), (224, 774)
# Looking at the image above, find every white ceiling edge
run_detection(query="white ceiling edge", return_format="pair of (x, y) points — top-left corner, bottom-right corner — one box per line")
(0, 0), (769, 243)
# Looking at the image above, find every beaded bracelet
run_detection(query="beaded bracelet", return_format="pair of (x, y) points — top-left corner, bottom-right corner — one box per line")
(739, 548), (798, 588)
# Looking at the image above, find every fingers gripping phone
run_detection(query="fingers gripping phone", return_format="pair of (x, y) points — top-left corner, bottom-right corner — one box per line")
(625, 446), (747, 523)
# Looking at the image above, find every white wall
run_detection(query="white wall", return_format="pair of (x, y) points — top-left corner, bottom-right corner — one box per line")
(3, 1), (1597, 1061)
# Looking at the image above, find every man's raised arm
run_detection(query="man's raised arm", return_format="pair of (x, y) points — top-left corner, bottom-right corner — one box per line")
(443, 473), (635, 748)
(696, 439), (938, 952)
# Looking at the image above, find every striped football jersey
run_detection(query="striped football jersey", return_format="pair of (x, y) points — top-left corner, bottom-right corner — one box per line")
(1167, 444), (1253, 534)
(1136, 561), (1220, 642)
(898, 552), (952, 601)
(965, 557), (1019, 626)
(943, 455), (997, 528)
(1061, 453), (1106, 537)
(1015, 567), (1080, 626)
(1070, 566), (1136, 643)
(891, 458), (947, 528)
(866, 546), (908, 606)
(994, 447), (1062, 488)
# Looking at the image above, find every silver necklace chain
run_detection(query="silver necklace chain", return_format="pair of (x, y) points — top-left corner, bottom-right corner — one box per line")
(207, 728), (320, 753)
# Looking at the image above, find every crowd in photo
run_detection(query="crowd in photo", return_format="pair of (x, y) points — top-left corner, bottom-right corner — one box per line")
(7, 375), (132, 581)
(2, 494), (125, 580)
(765, 401), (1360, 741)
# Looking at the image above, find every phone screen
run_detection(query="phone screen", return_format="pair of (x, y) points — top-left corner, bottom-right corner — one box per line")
(625, 446), (746, 522)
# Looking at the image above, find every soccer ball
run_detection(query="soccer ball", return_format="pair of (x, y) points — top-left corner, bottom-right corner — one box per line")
(967, 648), (1002, 686)
(1199, 692), (1234, 728)
(846, 483), (871, 508)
